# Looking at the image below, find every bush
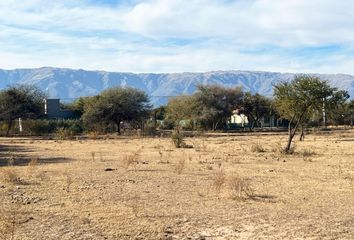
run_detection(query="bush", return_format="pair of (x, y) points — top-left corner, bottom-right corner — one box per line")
(250, 142), (266, 153)
(171, 130), (184, 148)
(55, 127), (74, 140)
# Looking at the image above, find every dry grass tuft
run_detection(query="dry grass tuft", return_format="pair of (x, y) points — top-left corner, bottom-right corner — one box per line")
(174, 159), (186, 174)
(250, 142), (266, 153)
(87, 131), (98, 140)
(228, 175), (253, 200)
(213, 168), (226, 193)
(302, 148), (316, 157)
(0, 168), (24, 185)
(122, 148), (141, 170)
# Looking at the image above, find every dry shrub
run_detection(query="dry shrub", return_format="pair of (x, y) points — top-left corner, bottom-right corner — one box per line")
(229, 175), (253, 200)
(271, 141), (283, 153)
(213, 168), (226, 193)
(302, 148), (316, 162)
(87, 131), (98, 140)
(64, 170), (73, 192)
(122, 149), (141, 170)
(250, 142), (265, 153)
(55, 127), (74, 140)
(7, 156), (15, 166)
(174, 159), (186, 174)
(302, 148), (316, 157)
(171, 130), (184, 148)
(0, 168), (23, 185)
(26, 157), (38, 177)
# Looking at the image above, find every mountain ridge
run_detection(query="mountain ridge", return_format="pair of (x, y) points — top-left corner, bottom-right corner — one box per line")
(0, 67), (353, 105)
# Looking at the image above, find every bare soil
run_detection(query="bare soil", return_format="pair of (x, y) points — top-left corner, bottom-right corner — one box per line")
(1, 129), (354, 239)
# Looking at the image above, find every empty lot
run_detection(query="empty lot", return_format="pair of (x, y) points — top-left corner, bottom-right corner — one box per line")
(1, 129), (354, 239)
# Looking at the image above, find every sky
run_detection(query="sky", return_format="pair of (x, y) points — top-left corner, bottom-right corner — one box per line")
(1, 0), (354, 74)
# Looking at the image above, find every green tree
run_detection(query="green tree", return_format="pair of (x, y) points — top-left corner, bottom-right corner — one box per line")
(273, 75), (347, 153)
(325, 90), (350, 126)
(0, 85), (46, 136)
(165, 95), (198, 129)
(242, 92), (272, 129)
(82, 87), (151, 134)
(194, 85), (244, 130)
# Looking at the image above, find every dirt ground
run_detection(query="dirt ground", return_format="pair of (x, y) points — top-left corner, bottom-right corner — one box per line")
(0, 129), (354, 240)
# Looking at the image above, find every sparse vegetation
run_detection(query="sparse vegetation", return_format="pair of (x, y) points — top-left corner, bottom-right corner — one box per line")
(228, 175), (253, 200)
(250, 142), (266, 152)
(171, 130), (184, 148)
(213, 168), (226, 193)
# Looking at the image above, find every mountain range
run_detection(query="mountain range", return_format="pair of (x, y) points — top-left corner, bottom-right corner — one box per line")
(0, 67), (353, 105)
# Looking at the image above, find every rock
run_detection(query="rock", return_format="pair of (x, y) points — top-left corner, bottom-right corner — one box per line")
(104, 168), (115, 171)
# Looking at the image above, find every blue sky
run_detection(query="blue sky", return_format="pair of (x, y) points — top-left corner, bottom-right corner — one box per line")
(1, 0), (354, 74)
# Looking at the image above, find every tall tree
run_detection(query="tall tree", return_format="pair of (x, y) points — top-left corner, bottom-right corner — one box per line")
(165, 95), (198, 129)
(242, 92), (272, 129)
(273, 75), (347, 153)
(0, 85), (46, 136)
(194, 85), (244, 130)
(82, 87), (151, 134)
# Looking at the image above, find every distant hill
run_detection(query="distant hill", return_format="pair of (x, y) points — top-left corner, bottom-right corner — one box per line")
(0, 67), (353, 105)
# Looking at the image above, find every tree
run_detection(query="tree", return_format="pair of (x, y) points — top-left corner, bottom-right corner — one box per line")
(0, 85), (46, 136)
(242, 92), (272, 129)
(325, 90), (350, 126)
(193, 85), (244, 130)
(273, 75), (347, 153)
(82, 87), (151, 134)
(165, 95), (198, 129)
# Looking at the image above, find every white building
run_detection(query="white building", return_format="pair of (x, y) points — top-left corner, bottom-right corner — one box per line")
(229, 109), (249, 127)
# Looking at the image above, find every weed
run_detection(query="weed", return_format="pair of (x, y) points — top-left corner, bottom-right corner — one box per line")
(302, 149), (316, 157)
(174, 159), (186, 174)
(55, 127), (74, 140)
(229, 175), (253, 200)
(171, 130), (184, 148)
(0, 168), (23, 185)
(87, 131), (98, 140)
(64, 170), (73, 192)
(122, 148), (141, 170)
(7, 155), (15, 166)
(213, 168), (226, 193)
(250, 142), (266, 153)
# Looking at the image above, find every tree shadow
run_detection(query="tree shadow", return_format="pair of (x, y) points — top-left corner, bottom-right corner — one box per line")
(0, 143), (71, 167)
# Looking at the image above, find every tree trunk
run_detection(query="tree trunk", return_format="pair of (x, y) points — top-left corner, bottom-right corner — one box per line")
(299, 125), (305, 141)
(285, 127), (296, 153)
(285, 118), (298, 153)
(116, 120), (121, 135)
(6, 119), (13, 136)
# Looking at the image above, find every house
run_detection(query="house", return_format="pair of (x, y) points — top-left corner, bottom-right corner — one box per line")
(44, 99), (75, 119)
(227, 109), (249, 128)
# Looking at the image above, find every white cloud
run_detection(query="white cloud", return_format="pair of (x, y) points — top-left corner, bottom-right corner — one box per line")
(1, 0), (354, 73)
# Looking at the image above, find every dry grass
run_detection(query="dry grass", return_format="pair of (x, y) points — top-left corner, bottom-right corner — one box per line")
(174, 158), (186, 174)
(0, 168), (23, 185)
(228, 175), (253, 200)
(250, 142), (266, 153)
(0, 130), (353, 239)
(212, 168), (226, 193)
(122, 148), (141, 170)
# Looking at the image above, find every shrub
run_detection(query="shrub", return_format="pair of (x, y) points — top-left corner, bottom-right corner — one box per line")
(171, 130), (184, 148)
(229, 175), (253, 200)
(55, 127), (74, 140)
(213, 168), (226, 193)
(250, 142), (265, 153)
